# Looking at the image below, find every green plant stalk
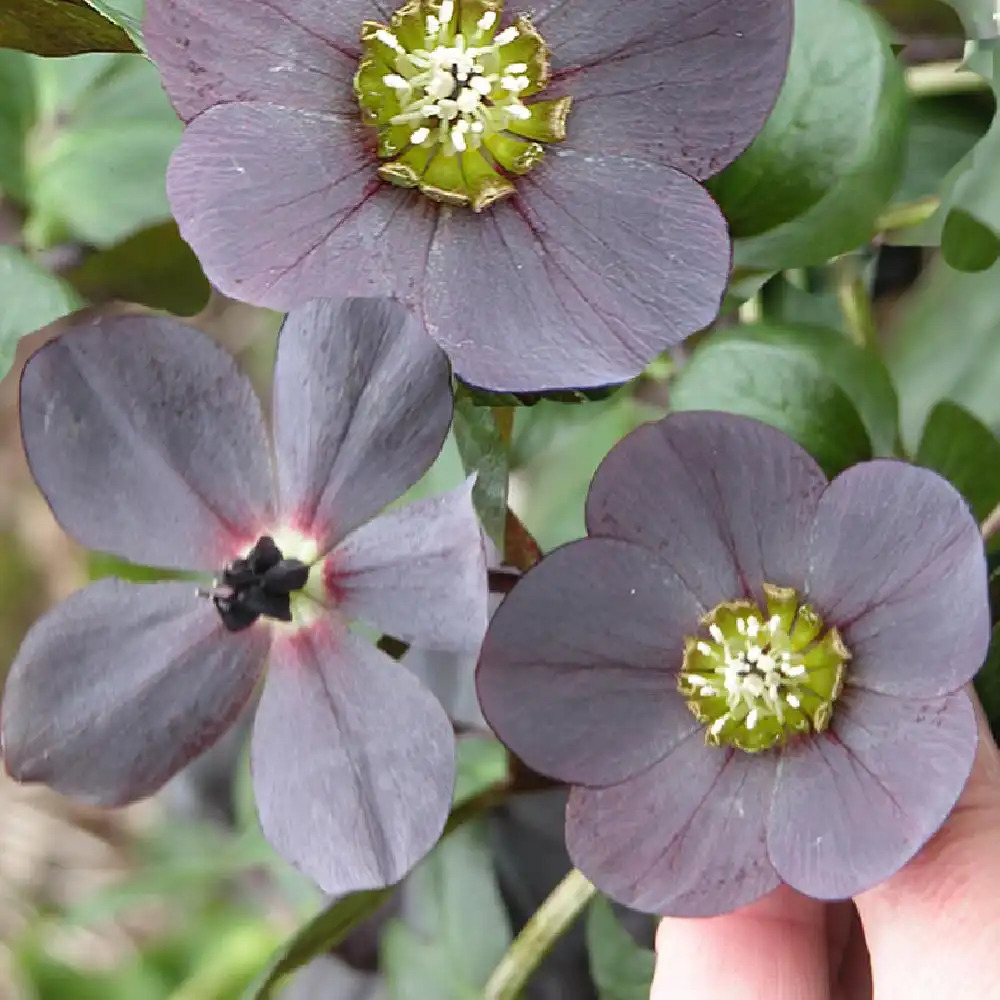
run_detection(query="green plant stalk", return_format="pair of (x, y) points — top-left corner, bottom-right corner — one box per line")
(982, 501), (1000, 544)
(835, 257), (878, 350)
(483, 868), (597, 1000)
(905, 60), (990, 97)
(875, 197), (941, 234)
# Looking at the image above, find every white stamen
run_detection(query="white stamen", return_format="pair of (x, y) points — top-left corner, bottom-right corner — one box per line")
(383, 73), (410, 90)
(746, 708), (758, 730)
(426, 14), (440, 34)
(410, 126), (430, 144)
(439, 0), (454, 24)
(746, 616), (760, 638)
(470, 75), (493, 96)
(477, 10), (497, 30)
(506, 61), (528, 73)
(736, 618), (747, 635)
(495, 25), (519, 44)
(375, 29), (403, 51)
(710, 717), (727, 736)
(507, 104), (531, 120)
(786, 694), (801, 709)
(696, 641), (713, 656)
(709, 624), (724, 643)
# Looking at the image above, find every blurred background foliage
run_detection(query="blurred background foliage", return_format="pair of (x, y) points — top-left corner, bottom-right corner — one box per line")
(2, 0), (1000, 998)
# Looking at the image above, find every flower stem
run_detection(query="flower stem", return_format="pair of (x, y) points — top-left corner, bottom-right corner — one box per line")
(483, 868), (597, 1000)
(906, 60), (989, 97)
(981, 501), (1000, 544)
(875, 197), (941, 234)
(835, 257), (878, 350)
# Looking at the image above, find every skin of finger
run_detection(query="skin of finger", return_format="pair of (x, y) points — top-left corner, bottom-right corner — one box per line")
(652, 884), (833, 1000)
(854, 699), (1000, 999)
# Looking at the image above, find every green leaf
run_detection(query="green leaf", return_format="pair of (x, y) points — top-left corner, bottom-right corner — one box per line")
(66, 221), (211, 316)
(382, 822), (512, 1000)
(975, 624), (1000, 742)
(940, 49), (1000, 271)
(0, 246), (82, 381)
(83, 0), (144, 50)
(26, 54), (181, 248)
(915, 400), (1000, 527)
(453, 736), (509, 807)
(0, 50), (38, 202)
(942, 0), (1000, 36)
(670, 324), (899, 476)
(586, 897), (655, 1000)
(452, 391), (510, 548)
(718, 0), (907, 271)
(0, 0), (138, 56)
(241, 888), (394, 1000)
(886, 256), (1000, 448)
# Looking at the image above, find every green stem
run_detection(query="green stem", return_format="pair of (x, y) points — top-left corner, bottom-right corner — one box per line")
(875, 197), (941, 234)
(483, 868), (597, 1000)
(982, 501), (1000, 544)
(835, 257), (878, 350)
(906, 60), (990, 97)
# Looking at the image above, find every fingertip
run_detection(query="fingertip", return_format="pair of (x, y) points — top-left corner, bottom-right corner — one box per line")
(652, 885), (830, 1000)
(855, 695), (1000, 996)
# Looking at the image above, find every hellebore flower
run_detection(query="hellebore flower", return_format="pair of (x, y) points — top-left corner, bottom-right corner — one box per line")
(477, 411), (990, 915)
(2, 297), (488, 895)
(145, 0), (792, 391)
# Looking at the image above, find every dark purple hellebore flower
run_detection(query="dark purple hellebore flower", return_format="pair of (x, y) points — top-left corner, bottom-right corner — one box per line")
(144, 0), (792, 392)
(2, 297), (488, 896)
(476, 411), (991, 916)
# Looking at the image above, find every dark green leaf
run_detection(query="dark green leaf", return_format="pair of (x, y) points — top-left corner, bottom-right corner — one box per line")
(886, 256), (1000, 447)
(942, 0), (1000, 36)
(382, 822), (512, 1000)
(0, 50), (38, 202)
(0, 246), (81, 382)
(941, 49), (1000, 270)
(722, 0), (907, 271)
(586, 897), (655, 1000)
(671, 324), (899, 476)
(915, 400), (1000, 530)
(66, 221), (211, 316)
(975, 625), (1000, 743)
(712, 0), (903, 237)
(83, 0), (144, 50)
(0, 0), (138, 56)
(241, 888), (394, 1000)
(452, 392), (510, 548)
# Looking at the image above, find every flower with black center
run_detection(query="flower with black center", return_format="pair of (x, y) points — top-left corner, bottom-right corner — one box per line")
(477, 412), (990, 915)
(2, 297), (487, 896)
(144, 0), (792, 391)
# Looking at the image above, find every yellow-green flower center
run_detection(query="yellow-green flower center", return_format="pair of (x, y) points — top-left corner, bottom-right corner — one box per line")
(354, 0), (572, 211)
(678, 584), (851, 753)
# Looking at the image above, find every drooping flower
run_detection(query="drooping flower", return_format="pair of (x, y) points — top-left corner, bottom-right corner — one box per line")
(144, 0), (792, 391)
(2, 297), (488, 895)
(477, 411), (990, 915)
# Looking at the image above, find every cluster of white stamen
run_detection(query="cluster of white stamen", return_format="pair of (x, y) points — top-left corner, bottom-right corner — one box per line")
(682, 613), (813, 739)
(376, 3), (532, 156)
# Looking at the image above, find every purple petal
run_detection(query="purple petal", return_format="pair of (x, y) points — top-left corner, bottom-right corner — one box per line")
(1, 579), (268, 806)
(768, 688), (977, 899)
(252, 620), (454, 894)
(425, 153), (730, 391)
(272, 298), (452, 551)
(326, 480), (487, 651)
(566, 733), (780, 916)
(537, 0), (793, 179)
(167, 103), (435, 310)
(476, 538), (703, 787)
(144, 0), (379, 122)
(806, 461), (990, 697)
(586, 412), (828, 609)
(20, 314), (275, 571)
